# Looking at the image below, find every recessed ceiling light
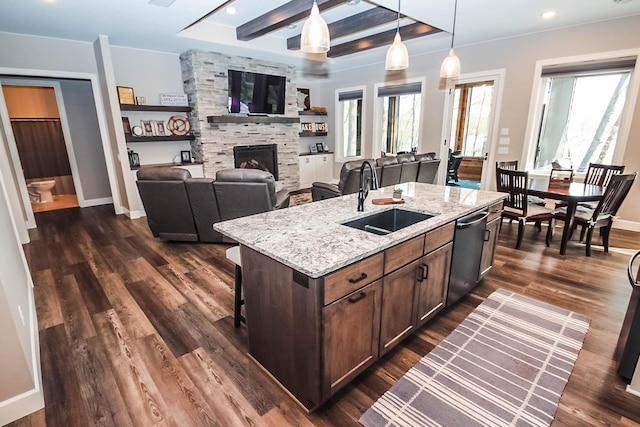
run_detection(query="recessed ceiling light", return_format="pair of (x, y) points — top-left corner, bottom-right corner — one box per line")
(148, 0), (176, 7)
(613, 0), (634, 3)
(542, 10), (556, 19)
(286, 24), (297, 30)
(346, 0), (360, 5)
(226, 6), (237, 15)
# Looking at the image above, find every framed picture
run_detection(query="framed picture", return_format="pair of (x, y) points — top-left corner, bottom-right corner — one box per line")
(310, 144), (317, 154)
(154, 120), (167, 136)
(316, 142), (324, 153)
(128, 150), (140, 167)
(181, 150), (192, 163)
(122, 117), (131, 135)
(141, 120), (154, 136)
(117, 86), (135, 105)
(297, 88), (310, 111)
(135, 96), (146, 105)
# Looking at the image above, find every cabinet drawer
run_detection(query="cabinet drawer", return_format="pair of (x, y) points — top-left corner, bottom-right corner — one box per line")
(487, 201), (504, 222)
(384, 234), (425, 274)
(324, 253), (384, 305)
(424, 222), (455, 254)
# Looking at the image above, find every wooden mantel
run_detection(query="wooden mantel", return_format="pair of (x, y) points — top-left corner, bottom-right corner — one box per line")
(207, 115), (300, 125)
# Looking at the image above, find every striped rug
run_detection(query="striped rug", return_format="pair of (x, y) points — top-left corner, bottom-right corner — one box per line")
(359, 289), (589, 427)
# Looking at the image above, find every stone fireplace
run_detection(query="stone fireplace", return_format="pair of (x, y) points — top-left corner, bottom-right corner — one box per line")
(179, 50), (300, 190)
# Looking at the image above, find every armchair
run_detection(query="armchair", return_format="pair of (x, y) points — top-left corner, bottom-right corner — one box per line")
(311, 159), (371, 201)
(214, 169), (290, 221)
(136, 167), (199, 242)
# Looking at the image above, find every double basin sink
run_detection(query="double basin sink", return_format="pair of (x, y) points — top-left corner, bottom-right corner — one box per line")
(342, 208), (437, 236)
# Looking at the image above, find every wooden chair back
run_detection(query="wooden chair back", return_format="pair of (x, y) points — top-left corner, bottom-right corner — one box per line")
(584, 163), (625, 187)
(592, 172), (637, 220)
(496, 160), (518, 171)
(497, 168), (529, 216)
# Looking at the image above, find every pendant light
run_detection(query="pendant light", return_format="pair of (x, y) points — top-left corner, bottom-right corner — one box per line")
(385, 0), (409, 70)
(301, 1), (330, 53)
(440, 0), (461, 79)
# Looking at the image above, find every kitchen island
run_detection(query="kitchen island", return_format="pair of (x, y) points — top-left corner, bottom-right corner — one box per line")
(215, 183), (506, 411)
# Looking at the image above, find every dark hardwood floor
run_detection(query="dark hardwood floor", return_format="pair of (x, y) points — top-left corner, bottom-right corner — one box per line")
(9, 204), (640, 426)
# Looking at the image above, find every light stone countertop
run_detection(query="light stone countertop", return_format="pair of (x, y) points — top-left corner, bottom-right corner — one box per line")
(214, 183), (507, 278)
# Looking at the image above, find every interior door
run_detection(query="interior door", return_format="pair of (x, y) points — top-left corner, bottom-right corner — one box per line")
(441, 71), (504, 190)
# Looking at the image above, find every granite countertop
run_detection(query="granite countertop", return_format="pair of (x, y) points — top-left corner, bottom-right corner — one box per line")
(214, 183), (507, 278)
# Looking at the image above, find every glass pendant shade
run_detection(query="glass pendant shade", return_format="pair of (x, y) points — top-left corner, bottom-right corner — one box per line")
(385, 32), (409, 70)
(440, 48), (461, 79)
(301, 2), (330, 53)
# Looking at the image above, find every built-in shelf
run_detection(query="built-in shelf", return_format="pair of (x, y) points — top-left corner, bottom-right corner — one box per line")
(120, 104), (191, 112)
(207, 115), (300, 125)
(125, 134), (195, 143)
(300, 151), (334, 156)
(298, 110), (327, 116)
(299, 132), (328, 137)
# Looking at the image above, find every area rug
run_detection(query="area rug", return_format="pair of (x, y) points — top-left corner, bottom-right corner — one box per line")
(289, 189), (312, 206)
(359, 289), (589, 427)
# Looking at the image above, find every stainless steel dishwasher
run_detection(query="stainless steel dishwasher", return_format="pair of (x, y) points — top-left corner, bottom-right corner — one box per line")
(447, 210), (489, 306)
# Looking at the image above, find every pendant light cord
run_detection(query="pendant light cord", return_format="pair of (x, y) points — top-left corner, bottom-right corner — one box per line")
(396, 0), (401, 33)
(451, 0), (457, 49)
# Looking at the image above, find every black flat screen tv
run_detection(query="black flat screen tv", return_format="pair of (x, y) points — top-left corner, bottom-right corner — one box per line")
(227, 70), (286, 114)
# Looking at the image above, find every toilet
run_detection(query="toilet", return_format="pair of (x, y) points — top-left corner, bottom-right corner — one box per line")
(27, 180), (56, 203)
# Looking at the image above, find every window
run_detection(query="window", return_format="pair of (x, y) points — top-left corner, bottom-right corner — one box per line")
(376, 80), (423, 155)
(335, 87), (364, 159)
(449, 81), (494, 157)
(531, 56), (635, 173)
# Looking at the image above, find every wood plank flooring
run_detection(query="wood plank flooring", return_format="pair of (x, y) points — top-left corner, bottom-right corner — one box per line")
(9, 204), (640, 426)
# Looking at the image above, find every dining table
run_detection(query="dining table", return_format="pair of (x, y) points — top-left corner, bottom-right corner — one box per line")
(528, 179), (605, 255)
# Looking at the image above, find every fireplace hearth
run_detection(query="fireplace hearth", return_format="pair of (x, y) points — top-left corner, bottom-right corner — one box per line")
(233, 144), (279, 181)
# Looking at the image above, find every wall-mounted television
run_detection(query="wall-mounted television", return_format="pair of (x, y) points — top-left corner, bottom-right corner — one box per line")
(227, 70), (286, 114)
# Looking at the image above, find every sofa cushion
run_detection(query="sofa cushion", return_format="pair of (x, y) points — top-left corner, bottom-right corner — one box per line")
(216, 169), (277, 206)
(137, 166), (191, 181)
(396, 154), (416, 163)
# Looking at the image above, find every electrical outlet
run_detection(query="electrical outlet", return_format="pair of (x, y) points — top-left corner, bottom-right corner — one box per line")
(18, 305), (26, 326)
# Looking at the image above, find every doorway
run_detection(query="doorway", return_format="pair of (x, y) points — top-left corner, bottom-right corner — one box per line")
(2, 84), (79, 213)
(441, 70), (504, 190)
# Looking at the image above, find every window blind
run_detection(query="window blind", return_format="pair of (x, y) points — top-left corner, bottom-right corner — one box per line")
(541, 57), (636, 77)
(377, 81), (422, 97)
(338, 90), (363, 101)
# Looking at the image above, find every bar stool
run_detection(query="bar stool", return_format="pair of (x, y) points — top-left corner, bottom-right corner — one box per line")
(225, 246), (245, 327)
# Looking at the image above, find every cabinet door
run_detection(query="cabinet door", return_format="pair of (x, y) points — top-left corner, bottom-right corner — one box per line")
(479, 216), (501, 279)
(323, 280), (382, 397)
(415, 242), (453, 327)
(317, 154), (333, 182)
(299, 156), (316, 188)
(379, 258), (422, 356)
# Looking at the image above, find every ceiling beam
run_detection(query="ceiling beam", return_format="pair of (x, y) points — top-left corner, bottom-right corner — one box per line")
(327, 23), (442, 58)
(287, 7), (401, 50)
(236, 0), (345, 41)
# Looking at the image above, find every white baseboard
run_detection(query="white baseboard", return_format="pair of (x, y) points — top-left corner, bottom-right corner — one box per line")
(123, 208), (145, 219)
(0, 388), (45, 426)
(613, 219), (640, 232)
(79, 196), (113, 208)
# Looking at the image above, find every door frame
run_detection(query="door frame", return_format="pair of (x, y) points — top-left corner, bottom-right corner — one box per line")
(0, 67), (122, 229)
(439, 69), (506, 190)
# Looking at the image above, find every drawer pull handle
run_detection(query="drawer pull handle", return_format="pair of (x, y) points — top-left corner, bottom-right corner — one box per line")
(348, 292), (367, 303)
(348, 272), (368, 283)
(484, 229), (491, 242)
(416, 265), (429, 282)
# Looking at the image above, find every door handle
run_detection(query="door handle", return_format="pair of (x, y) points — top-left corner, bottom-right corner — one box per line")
(348, 272), (368, 284)
(416, 264), (429, 282)
(348, 292), (367, 303)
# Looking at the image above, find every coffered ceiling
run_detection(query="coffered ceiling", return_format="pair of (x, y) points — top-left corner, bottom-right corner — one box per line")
(1, 0), (639, 74)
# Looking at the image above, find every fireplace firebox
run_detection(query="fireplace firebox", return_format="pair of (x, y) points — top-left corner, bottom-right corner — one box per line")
(233, 144), (279, 181)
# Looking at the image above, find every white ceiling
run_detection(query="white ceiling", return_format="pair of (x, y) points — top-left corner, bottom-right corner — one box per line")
(1, 0), (640, 74)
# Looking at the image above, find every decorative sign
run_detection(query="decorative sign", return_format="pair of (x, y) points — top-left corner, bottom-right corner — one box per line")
(160, 93), (189, 106)
(300, 122), (314, 132)
(117, 86), (135, 105)
(315, 122), (328, 132)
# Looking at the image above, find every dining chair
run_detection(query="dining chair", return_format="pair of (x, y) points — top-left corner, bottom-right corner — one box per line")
(553, 172), (637, 256)
(580, 163), (625, 209)
(496, 168), (555, 249)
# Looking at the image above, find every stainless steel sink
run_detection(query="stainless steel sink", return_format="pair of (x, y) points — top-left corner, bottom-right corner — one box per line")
(341, 208), (437, 235)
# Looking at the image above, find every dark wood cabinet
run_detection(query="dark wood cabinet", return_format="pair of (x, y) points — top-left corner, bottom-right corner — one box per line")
(479, 202), (503, 279)
(323, 280), (382, 396)
(415, 242), (453, 327)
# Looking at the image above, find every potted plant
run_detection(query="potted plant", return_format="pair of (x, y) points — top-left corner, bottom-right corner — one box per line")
(392, 187), (403, 201)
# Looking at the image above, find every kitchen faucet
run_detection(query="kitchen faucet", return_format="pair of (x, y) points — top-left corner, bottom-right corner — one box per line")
(357, 160), (379, 212)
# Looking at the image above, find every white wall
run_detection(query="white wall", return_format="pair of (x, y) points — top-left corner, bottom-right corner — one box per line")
(303, 15), (640, 225)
